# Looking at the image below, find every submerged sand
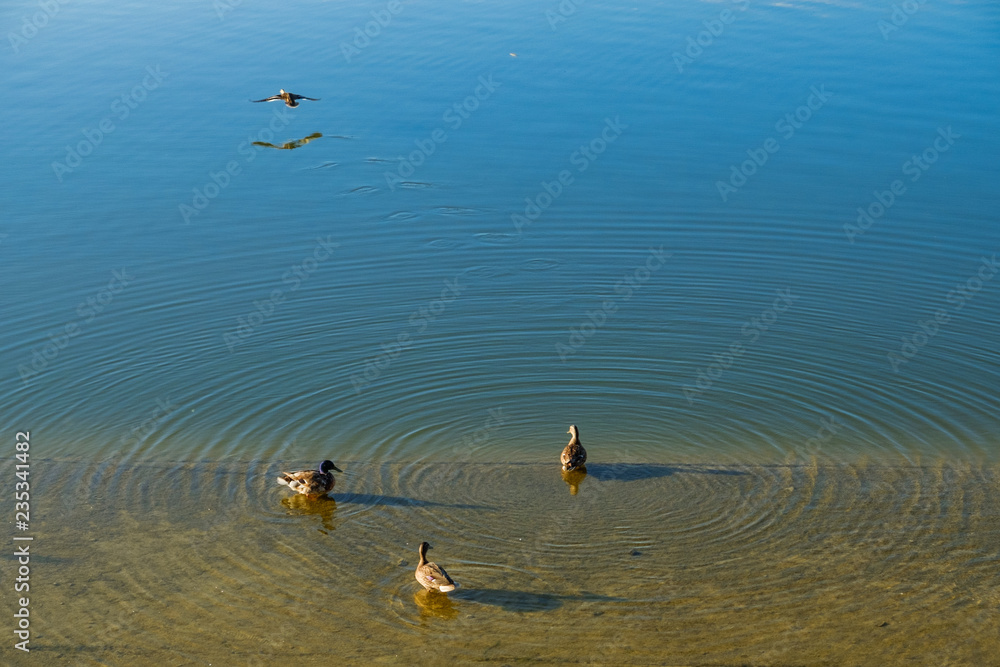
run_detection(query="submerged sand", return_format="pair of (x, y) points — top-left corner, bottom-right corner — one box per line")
(4, 458), (998, 665)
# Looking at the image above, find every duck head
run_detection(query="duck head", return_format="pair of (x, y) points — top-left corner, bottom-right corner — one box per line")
(319, 460), (343, 473)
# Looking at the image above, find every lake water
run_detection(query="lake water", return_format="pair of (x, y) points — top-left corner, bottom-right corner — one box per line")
(2, 0), (998, 663)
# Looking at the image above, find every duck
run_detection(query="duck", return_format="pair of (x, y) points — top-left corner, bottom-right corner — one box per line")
(414, 542), (457, 593)
(251, 89), (320, 107)
(561, 424), (587, 471)
(276, 460), (342, 498)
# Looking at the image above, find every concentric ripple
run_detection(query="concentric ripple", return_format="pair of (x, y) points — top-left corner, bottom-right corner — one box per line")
(20, 457), (999, 664)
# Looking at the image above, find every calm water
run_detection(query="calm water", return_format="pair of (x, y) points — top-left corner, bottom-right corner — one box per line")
(2, 0), (998, 663)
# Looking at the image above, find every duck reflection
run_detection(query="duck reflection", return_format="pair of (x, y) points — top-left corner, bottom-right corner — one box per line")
(561, 467), (588, 495)
(280, 494), (337, 534)
(413, 588), (459, 620)
(253, 132), (322, 150)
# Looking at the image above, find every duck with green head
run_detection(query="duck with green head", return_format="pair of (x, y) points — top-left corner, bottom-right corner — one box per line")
(276, 460), (342, 498)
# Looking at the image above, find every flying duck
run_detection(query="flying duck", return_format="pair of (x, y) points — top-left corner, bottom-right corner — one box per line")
(251, 89), (320, 107)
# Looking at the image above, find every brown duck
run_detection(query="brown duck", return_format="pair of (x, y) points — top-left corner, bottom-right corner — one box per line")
(561, 424), (587, 471)
(276, 460), (342, 498)
(251, 89), (320, 107)
(414, 542), (457, 593)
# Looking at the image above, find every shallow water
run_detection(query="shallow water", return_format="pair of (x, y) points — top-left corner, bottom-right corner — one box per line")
(2, 0), (999, 662)
(9, 458), (1000, 665)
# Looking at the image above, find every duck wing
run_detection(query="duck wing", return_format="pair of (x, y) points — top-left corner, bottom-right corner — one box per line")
(251, 95), (282, 103)
(418, 562), (456, 589)
(289, 94), (320, 101)
(561, 443), (587, 470)
(278, 470), (332, 495)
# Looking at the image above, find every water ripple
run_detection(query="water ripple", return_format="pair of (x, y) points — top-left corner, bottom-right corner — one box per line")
(30, 459), (1000, 663)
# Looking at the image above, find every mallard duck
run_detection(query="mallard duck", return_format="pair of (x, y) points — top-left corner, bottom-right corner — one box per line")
(415, 542), (457, 593)
(561, 424), (587, 471)
(276, 460), (342, 498)
(251, 89), (320, 107)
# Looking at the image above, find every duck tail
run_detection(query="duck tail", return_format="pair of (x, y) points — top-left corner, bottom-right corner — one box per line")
(438, 584), (456, 592)
(276, 476), (290, 486)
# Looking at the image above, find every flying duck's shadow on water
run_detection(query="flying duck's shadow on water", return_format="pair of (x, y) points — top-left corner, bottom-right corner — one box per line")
(452, 589), (622, 613)
(330, 493), (492, 510)
(253, 132), (323, 150)
(584, 463), (749, 482)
